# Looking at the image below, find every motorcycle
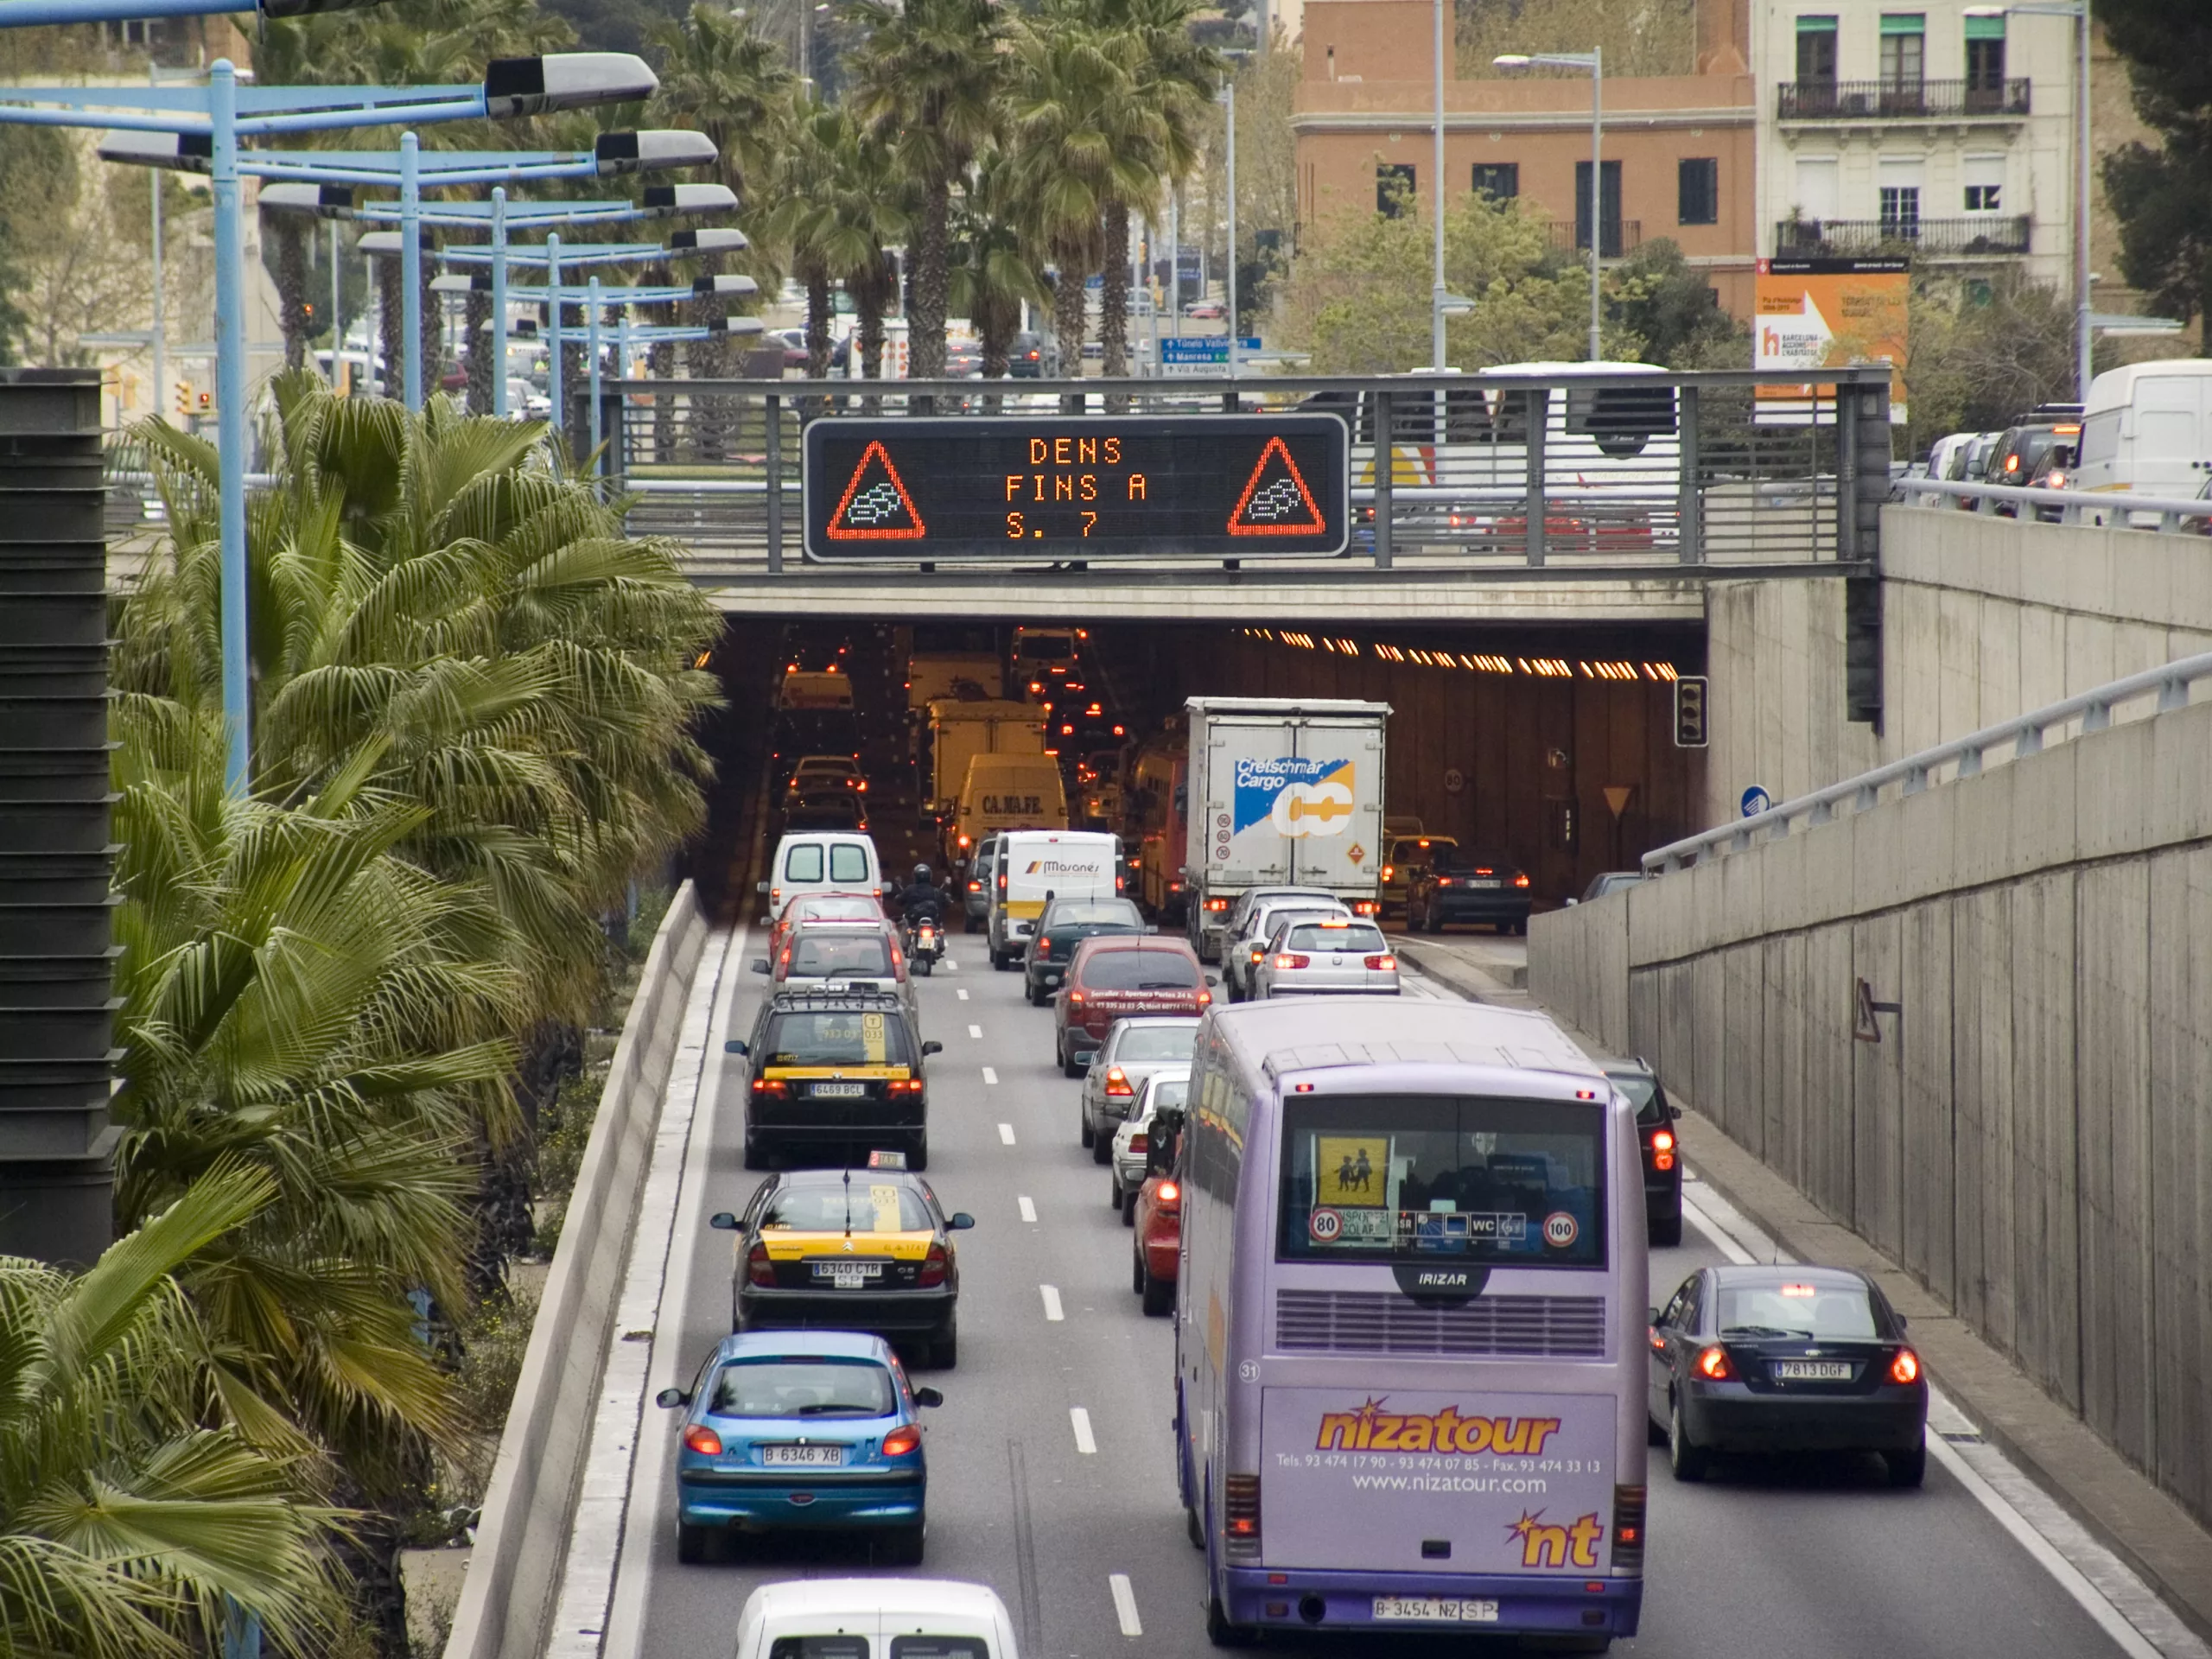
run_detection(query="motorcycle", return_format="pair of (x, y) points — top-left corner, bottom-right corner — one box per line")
(905, 913), (943, 976)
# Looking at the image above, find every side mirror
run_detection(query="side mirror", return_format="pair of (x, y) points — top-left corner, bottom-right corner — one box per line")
(1648, 1306), (1662, 1326)
(1204, 974), (1220, 988)
(921, 1039), (944, 1057)
(724, 1039), (749, 1056)
(913, 1386), (944, 1408)
(756, 914), (771, 927)
(750, 958), (770, 974)
(1564, 897), (1579, 907)
(756, 880), (770, 894)
(949, 1211), (976, 1230)
(1897, 1313), (1910, 1331)
(1075, 1049), (1097, 1070)
(655, 1388), (690, 1409)
(709, 1211), (740, 1230)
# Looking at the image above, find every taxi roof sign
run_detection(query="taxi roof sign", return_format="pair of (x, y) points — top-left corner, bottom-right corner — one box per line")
(866, 1148), (908, 1170)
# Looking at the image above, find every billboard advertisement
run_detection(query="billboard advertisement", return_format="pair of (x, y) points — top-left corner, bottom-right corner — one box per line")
(1755, 256), (1909, 423)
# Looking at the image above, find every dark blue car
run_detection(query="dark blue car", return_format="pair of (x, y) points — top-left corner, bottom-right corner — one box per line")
(657, 1330), (942, 1564)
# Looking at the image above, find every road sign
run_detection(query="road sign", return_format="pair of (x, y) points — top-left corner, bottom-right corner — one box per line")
(1740, 785), (1770, 817)
(802, 414), (1351, 563)
(1673, 675), (1709, 748)
(1158, 335), (1262, 376)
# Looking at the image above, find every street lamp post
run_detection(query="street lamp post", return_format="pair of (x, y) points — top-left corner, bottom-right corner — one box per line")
(1493, 48), (1603, 360)
(1217, 82), (1237, 378)
(1431, 0), (1446, 371)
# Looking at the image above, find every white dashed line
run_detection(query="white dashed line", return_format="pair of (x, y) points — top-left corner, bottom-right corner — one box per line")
(1040, 1284), (1064, 1321)
(1109, 1573), (1142, 1637)
(998, 1122), (1016, 1145)
(968, 1024), (982, 1039)
(982, 1066), (999, 1085)
(957, 988), (969, 1001)
(943, 957), (958, 971)
(1018, 1196), (1037, 1224)
(1071, 1407), (1097, 1454)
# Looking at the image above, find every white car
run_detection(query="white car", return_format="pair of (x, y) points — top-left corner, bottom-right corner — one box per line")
(734, 1579), (1020, 1659)
(1111, 1072), (1190, 1220)
(1223, 899), (1351, 1001)
(1078, 1016), (1199, 1160)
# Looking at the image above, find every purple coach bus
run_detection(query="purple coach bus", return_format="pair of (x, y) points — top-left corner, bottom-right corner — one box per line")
(1174, 997), (1648, 1649)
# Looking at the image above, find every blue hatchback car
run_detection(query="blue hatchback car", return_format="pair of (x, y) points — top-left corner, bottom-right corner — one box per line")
(657, 1330), (942, 1565)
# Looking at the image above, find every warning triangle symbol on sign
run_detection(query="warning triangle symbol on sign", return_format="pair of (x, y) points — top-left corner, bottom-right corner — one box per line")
(1226, 435), (1325, 537)
(827, 440), (926, 540)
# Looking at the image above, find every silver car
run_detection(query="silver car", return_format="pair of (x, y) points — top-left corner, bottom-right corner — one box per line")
(1213, 884), (1338, 963)
(1223, 899), (1351, 1001)
(1110, 1072), (1191, 1218)
(1078, 1016), (1201, 1161)
(753, 918), (921, 1027)
(1249, 916), (1400, 998)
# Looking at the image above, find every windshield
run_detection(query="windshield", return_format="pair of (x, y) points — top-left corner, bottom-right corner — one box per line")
(1715, 1282), (1878, 1338)
(1048, 900), (1143, 927)
(761, 1010), (914, 1067)
(1085, 951), (1201, 991)
(762, 1181), (931, 1233)
(1607, 1071), (1668, 1126)
(791, 896), (881, 924)
(1145, 1077), (1191, 1111)
(1277, 1094), (1607, 1268)
(1251, 907), (1342, 941)
(709, 1359), (895, 1420)
(1116, 1025), (1198, 1061)
(1284, 922), (1388, 953)
(1018, 635), (1075, 659)
(789, 933), (894, 977)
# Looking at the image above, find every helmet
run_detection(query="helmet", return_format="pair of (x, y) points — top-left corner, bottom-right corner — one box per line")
(912, 863), (933, 887)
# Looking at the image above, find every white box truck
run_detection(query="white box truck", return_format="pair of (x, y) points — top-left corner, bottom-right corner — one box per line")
(1181, 696), (1389, 962)
(926, 698), (1047, 813)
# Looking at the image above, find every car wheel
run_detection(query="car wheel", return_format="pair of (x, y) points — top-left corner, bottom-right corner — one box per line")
(1133, 1240), (1147, 1294)
(1669, 1391), (1711, 1483)
(1063, 1047), (1084, 1080)
(1078, 1108), (1094, 1148)
(741, 1131), (763, 1172)
(1109, 1173), (1122, 1212)
(1887, 1442), (1927, 1488)
(1205, 1591), (1255, 1648)
(1649, 1210), (1683, 1249)
(1426, 905), (1445, 935)
(1141, 1261), (1175, 1317)
(914, 958), (931, 976)
(931, 1319), (958, 1370)
(677, 1523), (712, 1566)
(878, 1522), (927, 1567)
(906, 1130), (928, 1173)
(1186, 1503), (1205, 1549)
(1092, 1129), (1113, 1165)
(1122, 1183), (1138, 1226)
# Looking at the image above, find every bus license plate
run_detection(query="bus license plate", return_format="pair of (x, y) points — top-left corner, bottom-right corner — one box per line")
(810, 1082), (868, 1097)
(1374, 1598), (1498, 1623)
(1773, 1360), (1853, 1381)
(760, 1444), (845, 1466)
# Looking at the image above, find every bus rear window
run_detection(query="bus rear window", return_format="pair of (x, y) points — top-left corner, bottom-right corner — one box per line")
(1277, 1095), (1606, 1268)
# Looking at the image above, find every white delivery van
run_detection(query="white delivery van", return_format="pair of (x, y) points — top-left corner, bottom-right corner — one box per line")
(779, 668), (855, 711)
(944, 752), (1068, 870)
(926, 698), (1047, 813)
(2074, 359), (2212, 510)
(758, 831), (882, 920)
(1011, 625), (1080, 690)
(987, 829), (1122, 969)
(733, 1579), (1019, 1659)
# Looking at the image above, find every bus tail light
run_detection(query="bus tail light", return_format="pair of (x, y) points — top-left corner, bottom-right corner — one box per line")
(1224, 1473), (1261, 1560)
(1695, 1345), (1733, 1381)
(917, 1242), (950, 1288)
(1104, 1066), (1134, 1098)
(1611, 1484), (1646, 1572)
(746, 1242), (776, 1287)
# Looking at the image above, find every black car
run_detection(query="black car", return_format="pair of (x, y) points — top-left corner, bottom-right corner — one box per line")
(1604, 1058), (1681, 1245)
(728, 990), (943, 1170)
(710, 1154), (972, 1367)
(1022, 895), (1147, 1005)
(1405, 847), (1533, 934)
(1649, 1264), (1928, 1486)
(1986, 420), (2078, 515)
(1007, 331), (1046, 378)
(782, 791), (868, 834)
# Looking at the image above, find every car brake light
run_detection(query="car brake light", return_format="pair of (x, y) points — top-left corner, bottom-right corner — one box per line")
(1157, 1179), (1179, 1203)
(1197, 989), (1211, 1007)
(770, 887), (781, 904)
(957, 835), (971, 849)
(1274, 952), (1311, 969)
(747, 1242), (776, 1287)
(998, 874), (1007, 890)
(1696, 1345), (1732, 1380)
(1890, 1349), (1921, 1384)
(1650, 1128), (1675, 1172)
(1205, 897), (1229, 912)
(1382, 865), (1394, 881)
(683, 1424), (723, 1455)
(1038, 937), (1052, 953)
(1353, 900), (1378, 916)
(968, 880), (982, 893)
(1249, 947), (1264, 963)
(1514, 874), (1530, 889)
(917, 1241), (950, 1288)
(751, 1077), (787, 1096)
(881, 1424), (922, 1457)
(1224, 1473), (1261, 1559)
(1475, 868), (1493, 876)
(1128, 1133), (1148, 1154)
(1437, 877), (1455, 887)
(1067, 990), (1084, 1006)
(1364, 954), (1395, 970)
(1104, 1066), (1133, 1097)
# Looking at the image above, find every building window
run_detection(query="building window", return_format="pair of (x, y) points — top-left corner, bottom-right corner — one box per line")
(1472, 162), (1519, 201)
(1965, 14), (2006, 103)
(1963, 155), (2003, 213)
(1376, 163), (1416, 218)
(1795, 16), (1838, 87)
(1879, 14), (1926, 91)
(1574, 159), (1624, 254)
(1678, 158), (1719, 226)
(1964, 184), (2001, 212)
(1879, 185), (1922, 239)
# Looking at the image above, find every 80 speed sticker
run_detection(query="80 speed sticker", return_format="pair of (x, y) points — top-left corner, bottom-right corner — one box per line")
(1308, 1207), (1344, 1243)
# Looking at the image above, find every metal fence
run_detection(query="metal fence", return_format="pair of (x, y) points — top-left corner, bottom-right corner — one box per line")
(605, 367), (1894, 578)
(1775, 77), (2032, 120)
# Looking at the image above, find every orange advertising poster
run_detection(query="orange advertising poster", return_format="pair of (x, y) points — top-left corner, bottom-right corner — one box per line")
(1754, 257), (1909, 423)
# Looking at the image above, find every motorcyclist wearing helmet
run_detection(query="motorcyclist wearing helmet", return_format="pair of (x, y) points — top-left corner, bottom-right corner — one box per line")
(897, 862), (949, 927)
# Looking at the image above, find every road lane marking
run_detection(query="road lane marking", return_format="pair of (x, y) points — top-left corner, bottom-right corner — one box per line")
(982, 1065), (999, 1085)
(957, 988), (969, 1001)
(1681, 1185), (2190, 1659)
(969, 1024), (982, 1039)
(944, 957), (958, 971)
(1071, 1408), (1096, 1454)
(1018, 1195), (1037, 1224)
(1109, 1573), (1142, 1637)
(999, 1122), (1016, 1145)
(1040, 1284), (1064, 1321)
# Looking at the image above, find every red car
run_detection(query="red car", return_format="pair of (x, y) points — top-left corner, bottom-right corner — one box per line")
(1052, 936), (1213, 1077)
(1130, 1134), (1184, 1317)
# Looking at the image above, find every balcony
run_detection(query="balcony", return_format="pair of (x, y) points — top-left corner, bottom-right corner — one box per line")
(1777, 78), (2031, 120)
(1544, 219), (1642, 259)
(1774, 215), (2032, 258)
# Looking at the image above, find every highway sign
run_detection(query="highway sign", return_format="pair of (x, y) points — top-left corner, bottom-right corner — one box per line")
(802, 414), (1350, 562)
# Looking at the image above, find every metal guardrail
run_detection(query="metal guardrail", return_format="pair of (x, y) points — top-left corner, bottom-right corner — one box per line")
(606, 367), (1894, 577)
(1897, 475), (2212, 531)
(1643, 651), (2212, 874)
(1776, 214), (2031, 257)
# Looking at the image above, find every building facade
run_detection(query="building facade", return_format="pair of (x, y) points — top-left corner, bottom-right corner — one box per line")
(1751, 0), (2079, 285)
(1293, 0), (1761, 318)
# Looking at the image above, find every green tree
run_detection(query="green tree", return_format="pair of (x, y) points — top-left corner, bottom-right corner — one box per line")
(2099, 0), (2212, 327)
(1609, 238), (1747, 369)
(1900, 274), (2075, 455)
(844, 0), (1007, 380)
(950, 152), (1051, 378)
(766, 99), (850, 380)
(648, 1), (795, 200)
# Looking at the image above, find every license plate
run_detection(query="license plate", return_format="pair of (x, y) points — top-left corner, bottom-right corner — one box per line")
(760, 1444), (845, 1467)
(810, 1082), (868, 1097)
(811, 1261), (883, 1284)
(1470, 878), (1503, 889)
(1374, 1598), (1497, 1624)
(1772, 1360), (1853, 1381)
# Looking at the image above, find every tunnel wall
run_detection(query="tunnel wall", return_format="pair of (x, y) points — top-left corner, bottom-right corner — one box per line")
(1533, 694), (2212, 1529)
(1702, 505), (2212, 831)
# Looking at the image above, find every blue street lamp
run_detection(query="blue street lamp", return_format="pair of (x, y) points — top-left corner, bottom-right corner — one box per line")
(0, 51), (658, 795)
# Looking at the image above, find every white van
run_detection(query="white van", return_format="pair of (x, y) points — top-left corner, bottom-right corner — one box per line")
(779, 668), (855, 711)
(2074, 359), (2212, 506)
(945, 752), (1068, 869)
(733, 1579), (1020, 1659)
(758, 831), (881, 920)
(987, 829), (1122, 969)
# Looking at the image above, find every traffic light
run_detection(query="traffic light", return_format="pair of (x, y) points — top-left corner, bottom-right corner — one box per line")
(1674, 676), (1709, 749)
(174, 379), (193, 418)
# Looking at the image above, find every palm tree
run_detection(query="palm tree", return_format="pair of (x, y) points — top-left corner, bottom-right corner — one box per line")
(0, 1165), (346, 1659)
(844, 0), (1007, 381)
(650, 1), (796, 201)
(766, 99), (849, 381)
(950, 151), (1050, 379)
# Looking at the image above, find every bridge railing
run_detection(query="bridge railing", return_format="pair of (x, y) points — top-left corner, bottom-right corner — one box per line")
(1896, 474), (2212, 532)
(1643, 650), (2212, 874)
(599, 366), (1893, 576)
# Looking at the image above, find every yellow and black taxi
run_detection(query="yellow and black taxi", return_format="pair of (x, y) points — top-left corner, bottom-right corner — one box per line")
(727, 990), (942, 1172)
(711, 1151), (974, 1369)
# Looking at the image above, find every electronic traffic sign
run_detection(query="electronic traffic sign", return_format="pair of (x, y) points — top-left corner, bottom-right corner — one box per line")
(801, 413), (1350, 562)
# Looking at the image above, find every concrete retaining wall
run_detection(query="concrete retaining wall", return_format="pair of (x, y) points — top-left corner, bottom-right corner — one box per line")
(444, 885), (710, 1659)
(1535, 696), (2212, 1529)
